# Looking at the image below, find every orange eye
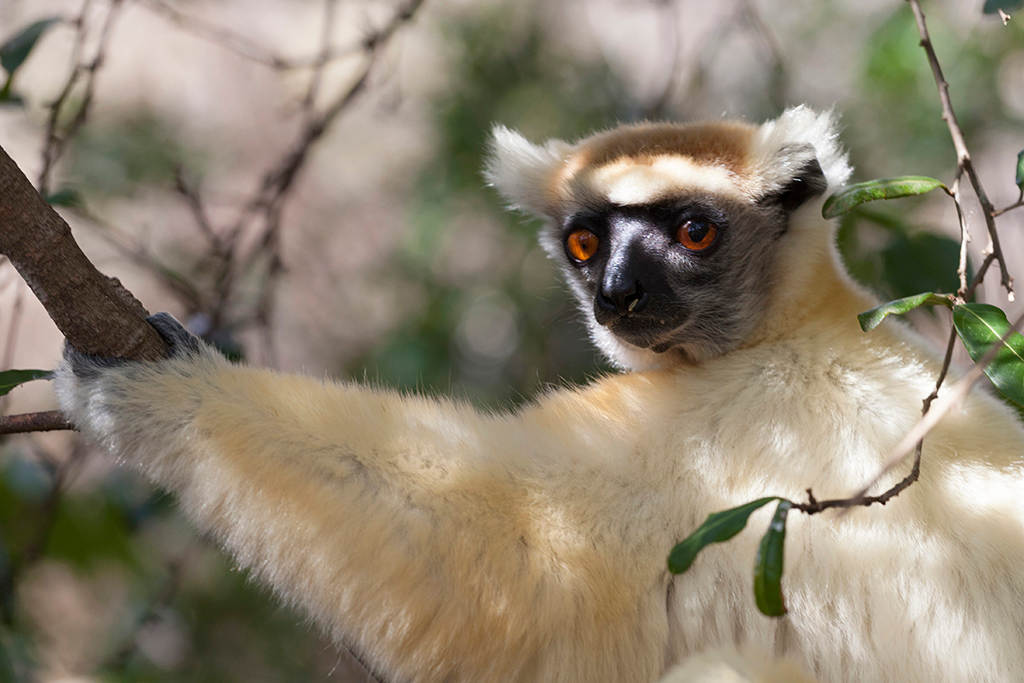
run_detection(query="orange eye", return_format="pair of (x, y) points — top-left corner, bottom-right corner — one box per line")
(676, 220), (718, 251)
(566, 229), (599, 262)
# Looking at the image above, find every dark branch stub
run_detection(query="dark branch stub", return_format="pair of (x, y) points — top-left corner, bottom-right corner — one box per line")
(0, 410), (74, 435)
(794, 443), (922, 515)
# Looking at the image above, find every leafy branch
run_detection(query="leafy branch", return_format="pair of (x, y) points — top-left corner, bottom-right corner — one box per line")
(669, 0), (1024, 616)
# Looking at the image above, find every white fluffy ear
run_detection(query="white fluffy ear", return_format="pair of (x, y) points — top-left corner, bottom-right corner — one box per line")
(751, 105), (851, 195)
(484, 125), (570, 216)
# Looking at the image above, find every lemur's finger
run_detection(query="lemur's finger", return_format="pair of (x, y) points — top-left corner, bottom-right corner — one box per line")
(62, 342), (126, 379)
(147, 313), (201, 358)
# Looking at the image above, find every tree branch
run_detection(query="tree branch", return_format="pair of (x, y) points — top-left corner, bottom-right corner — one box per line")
(793, 0), (1020, 517)
(0, 145), (166, 361)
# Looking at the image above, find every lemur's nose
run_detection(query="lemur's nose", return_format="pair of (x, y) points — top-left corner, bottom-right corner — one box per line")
(597, 280), (648, 316)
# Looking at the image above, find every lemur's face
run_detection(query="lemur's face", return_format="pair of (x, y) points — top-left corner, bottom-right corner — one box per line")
(486, 111), (831, 370)
(555, 193), (788, 363)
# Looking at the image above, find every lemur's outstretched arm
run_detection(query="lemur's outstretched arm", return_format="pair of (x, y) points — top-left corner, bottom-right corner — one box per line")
(56, 314), (674, 682)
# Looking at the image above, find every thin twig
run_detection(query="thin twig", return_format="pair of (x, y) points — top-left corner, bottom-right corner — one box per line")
(39, 0), (125, 196)
(794, 0), (1020, 517)
(302, 0), (339, 115)
(848, 310), (1024, 501)
(37, 0), (92, 194)
(80, 208), (204, 309)
(243, 0), (424, 227)
(137, 0), (288, 68)
(212, 0), (425, 331)
(138, 0), (387, 71)
(907, 0), (1014, 301)
(0, 286), (25, 415)
(992, 197), (1024, 218)
(794, 324), (958, 515)
(965, 252), (997, 301)
(173, 169), (224, 254)
(0, 410), (75, 435)
(949, 175), (971, 297)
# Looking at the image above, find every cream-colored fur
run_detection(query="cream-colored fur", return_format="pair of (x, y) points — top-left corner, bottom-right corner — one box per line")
(660, 646), (817, 683)
(55, 109), (1024, 682)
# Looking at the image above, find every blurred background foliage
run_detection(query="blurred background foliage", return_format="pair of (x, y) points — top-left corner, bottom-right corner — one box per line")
(1, 0), (1023, 680)
(351, 10), (632, 402)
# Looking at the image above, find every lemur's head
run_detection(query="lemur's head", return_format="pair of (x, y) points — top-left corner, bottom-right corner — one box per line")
(485, 106), (851, 371)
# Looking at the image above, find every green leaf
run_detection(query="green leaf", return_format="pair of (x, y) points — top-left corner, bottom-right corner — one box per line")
(1015, 149), (1024, 193)
(822, 176), (947, 219)
(858, 292), (952, 331)
(0, 369), (53, 396)
(0, 18), (61, 76)
(880, 231), (968, 299)
(753, 500), (791, 617)
(668, 497), (779, 574)
(45, 187), (83, 208)
(984, 0), (1023, 14)
(952, 304), (1024, 406)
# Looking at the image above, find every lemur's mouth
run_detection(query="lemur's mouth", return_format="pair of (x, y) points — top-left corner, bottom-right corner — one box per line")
(605, 314), (692, 354)
(607, 330), (653, 350)
(604, 315), (681, 351)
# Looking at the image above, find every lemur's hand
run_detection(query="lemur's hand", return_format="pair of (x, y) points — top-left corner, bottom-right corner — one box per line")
(64, 311), (201, 374)
(56, 312), (210, 439)
(62, 312), (201, 379)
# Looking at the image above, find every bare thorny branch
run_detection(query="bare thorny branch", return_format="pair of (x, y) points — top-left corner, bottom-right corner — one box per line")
(795, 0), (1019, 517)
(38, 0), (125, 197)
(136, 0), (379, 71)
(80, 0), (424, 363)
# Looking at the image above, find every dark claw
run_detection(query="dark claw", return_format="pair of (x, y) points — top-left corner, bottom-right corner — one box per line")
(147, 313), (202, 358)
(63, 343), (126, 379)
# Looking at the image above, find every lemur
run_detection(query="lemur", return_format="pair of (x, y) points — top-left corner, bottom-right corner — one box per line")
(56, 107), (1024, 682)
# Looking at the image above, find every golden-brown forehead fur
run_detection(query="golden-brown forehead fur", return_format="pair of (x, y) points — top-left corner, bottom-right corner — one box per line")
(555, 121), (760, 208)
(571, 121), (755, 171)
(486, 107), (849, 219)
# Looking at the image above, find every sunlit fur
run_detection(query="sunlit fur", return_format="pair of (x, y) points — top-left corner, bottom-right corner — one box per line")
(57, 108), (1024, 682)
